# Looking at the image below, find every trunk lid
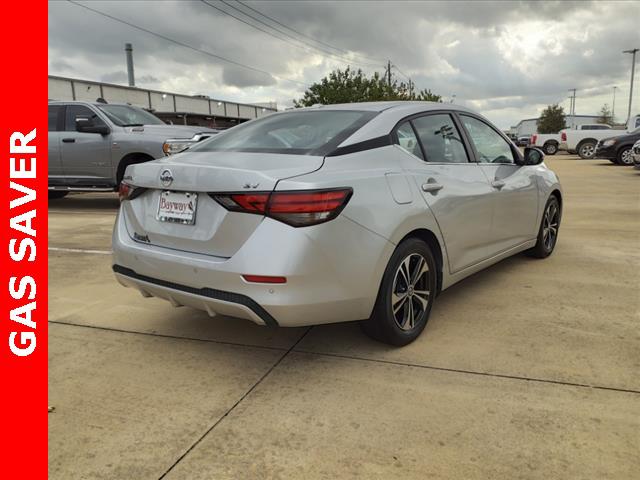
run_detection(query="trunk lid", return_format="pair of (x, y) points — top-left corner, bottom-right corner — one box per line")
(121, 151), (323, 257)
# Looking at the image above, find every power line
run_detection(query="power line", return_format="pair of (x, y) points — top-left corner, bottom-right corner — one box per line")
(201, 0), (382, 69)
(235, 0), (385, 65)
(66, 0), (307, 87)
(219, 0), (383, 68)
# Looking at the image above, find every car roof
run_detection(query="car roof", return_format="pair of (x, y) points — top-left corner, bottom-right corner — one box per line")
(48, 100), (133, 107)
(298, 101), (474, 114)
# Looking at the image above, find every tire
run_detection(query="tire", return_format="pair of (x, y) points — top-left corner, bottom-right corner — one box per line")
(543, 142), (558, 155)
(361, 238), (437, 346)
(48, 191), (68, 200)
(527, 195), (561, 259)
(616, 146), (633, 166)
(577, 141), (597, 159)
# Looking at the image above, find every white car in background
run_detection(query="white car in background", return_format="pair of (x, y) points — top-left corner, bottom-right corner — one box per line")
(559, 117), (640, 159)
(529, 133), (562, 155)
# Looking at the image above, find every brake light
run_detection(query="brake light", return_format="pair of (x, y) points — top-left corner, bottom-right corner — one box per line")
(118, 182), (146, 202)
(561, 132), (567, 141)
(212, 188), (352, 227)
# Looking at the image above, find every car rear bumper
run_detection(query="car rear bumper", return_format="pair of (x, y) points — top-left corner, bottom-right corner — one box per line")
(111, 209), (394, 327)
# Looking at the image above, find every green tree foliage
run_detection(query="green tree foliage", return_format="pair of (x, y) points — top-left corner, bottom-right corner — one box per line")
(596, 104), (613, 125)
(537, 104), (567, 134)
(293, 67), (441, 107)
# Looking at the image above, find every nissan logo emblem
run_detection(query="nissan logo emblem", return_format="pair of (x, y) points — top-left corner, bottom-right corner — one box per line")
(160, 169), (174, 187)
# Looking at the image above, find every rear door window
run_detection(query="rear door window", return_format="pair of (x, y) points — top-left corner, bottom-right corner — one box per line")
(48, 105), (62, 131)
(394, 121), (424, 160)
(411, 114), (469, 163)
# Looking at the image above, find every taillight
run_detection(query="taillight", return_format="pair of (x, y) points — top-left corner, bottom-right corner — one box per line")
(118, 182), (146, 202)
(561, 132), (567, 141)
(531, 134), (537, 145)
(212, 188), (352, 227)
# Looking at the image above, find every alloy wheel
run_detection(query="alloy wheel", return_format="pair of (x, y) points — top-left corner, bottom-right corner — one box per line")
(391, 253), (430, 331)
(619, 148), (633, 165)
(542, 202), (559, 251)
(580, 143), (595, 158)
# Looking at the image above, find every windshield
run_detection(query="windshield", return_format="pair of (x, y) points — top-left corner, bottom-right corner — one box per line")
(98, 105), (166, 126)
(188, 110), (377, 155)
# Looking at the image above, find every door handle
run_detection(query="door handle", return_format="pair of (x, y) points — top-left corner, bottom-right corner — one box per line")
(62, 138), (76, 143)
(421, 181), (443, 193)
(491, 180), (506, 189)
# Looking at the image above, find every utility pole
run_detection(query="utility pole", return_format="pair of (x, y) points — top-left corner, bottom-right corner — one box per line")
(612, 86), (617, 123)
(623, 48), (638, 123)
(387, 60), (392, 87)
(568, 88), (576, 127)
(125, 43), (135, 87)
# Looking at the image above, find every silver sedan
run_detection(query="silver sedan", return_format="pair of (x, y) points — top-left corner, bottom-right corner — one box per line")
(112, 102), (562, 346)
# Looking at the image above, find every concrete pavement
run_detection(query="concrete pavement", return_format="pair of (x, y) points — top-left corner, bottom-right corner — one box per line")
(48, 155), (640, 479)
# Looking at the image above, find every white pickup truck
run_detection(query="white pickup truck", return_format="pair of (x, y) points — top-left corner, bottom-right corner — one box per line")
(559, 116), (640, 159)
(529, 133), (562, 155)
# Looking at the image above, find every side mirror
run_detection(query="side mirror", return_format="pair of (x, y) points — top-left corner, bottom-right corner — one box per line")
(520, 147), (545, 166)
(76, 117), (110, 135)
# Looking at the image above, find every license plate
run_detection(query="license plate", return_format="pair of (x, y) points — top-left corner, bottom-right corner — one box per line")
(157, 191), (198, 225)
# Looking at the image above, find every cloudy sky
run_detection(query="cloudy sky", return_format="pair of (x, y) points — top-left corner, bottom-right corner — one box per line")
(49, 0), (640, 129)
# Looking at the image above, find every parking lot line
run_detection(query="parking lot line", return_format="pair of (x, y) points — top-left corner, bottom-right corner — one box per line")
(49, 246), (112, 255)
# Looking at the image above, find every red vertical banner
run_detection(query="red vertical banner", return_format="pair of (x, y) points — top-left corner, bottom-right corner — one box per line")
(1, 1), (48, 478)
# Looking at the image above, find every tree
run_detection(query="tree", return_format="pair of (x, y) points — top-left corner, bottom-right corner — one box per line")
(597, 104), (613, 125)
(293, 67), (441, 107)
(537, 104), (566, 134)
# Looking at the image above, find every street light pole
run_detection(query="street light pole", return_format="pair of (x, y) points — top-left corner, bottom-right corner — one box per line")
(623, 48), (638, 123)
(612, 86), (617, 123)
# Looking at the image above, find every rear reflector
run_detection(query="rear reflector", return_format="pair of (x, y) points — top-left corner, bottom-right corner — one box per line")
(242, 274), (287, 284)
(212, 188), (352, 227)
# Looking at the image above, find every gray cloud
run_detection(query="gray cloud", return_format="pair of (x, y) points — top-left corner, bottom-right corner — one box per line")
(48, 0), (640, 128)
(222, 65), (277, 88)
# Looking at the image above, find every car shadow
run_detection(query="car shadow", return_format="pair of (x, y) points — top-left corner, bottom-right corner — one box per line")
(49, 193), (120, 211)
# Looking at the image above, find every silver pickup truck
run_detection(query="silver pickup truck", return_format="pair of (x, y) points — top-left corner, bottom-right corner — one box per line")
(48, 101), (218, 198)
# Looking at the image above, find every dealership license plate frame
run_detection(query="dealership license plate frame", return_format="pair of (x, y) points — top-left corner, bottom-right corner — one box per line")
(157, 190), (198, 225)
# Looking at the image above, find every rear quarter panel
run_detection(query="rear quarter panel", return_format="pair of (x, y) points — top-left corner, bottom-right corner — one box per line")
(275, 145), (449, 301)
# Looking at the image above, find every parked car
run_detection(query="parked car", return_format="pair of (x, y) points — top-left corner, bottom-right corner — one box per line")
(47, 101), (218, 198)
(112, 102), (562, 346)
(594, 128), (640, 165)
(530, 133), (561, 155)
(631, 140), (640, 169)
(559, 116), (640, 159)
(516, 135), (531, 147)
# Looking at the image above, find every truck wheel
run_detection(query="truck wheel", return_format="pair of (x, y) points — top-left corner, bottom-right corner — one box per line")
(616, 146), (633, 165)
(48, 191), (68, 200)
(543, 142), (558, 155)
(577, 141), (597, 159)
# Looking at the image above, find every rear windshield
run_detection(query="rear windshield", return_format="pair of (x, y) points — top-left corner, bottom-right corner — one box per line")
(188, 110), (377, 155)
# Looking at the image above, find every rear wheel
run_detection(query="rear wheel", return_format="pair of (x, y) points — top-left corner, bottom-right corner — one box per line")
(362, 238), (437, 346)
(543, 142), (558, 155)
(577, 141), (597, 159)
(48, 191), (68, 200)
(527, 195), (561, 259)
(616, 146), (633, 165)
